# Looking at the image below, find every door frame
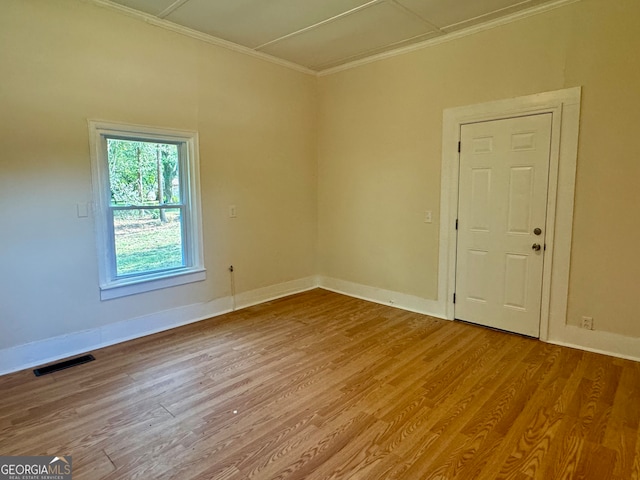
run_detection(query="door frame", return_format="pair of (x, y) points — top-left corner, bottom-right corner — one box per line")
(438, 87), (581, 341)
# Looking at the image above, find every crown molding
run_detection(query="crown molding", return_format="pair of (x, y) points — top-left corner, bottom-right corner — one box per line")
(83, 0), (317, 76)
(318, 0), (581, 76)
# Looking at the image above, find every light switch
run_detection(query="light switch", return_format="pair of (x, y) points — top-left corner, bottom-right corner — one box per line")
(229, 205), (237, 218)
(77, 203), (89, 218)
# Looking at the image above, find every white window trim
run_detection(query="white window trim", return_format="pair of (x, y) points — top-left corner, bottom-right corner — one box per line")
(88, 120), (205, 300)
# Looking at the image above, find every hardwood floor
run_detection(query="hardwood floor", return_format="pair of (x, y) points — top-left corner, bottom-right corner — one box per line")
(1, 289), (639, 479)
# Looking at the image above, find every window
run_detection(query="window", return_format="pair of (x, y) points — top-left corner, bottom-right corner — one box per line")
(89, 121), (205, 300)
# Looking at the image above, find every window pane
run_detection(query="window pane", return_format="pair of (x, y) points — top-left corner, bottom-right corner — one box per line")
(113, 208), (184, 277)
(106, 138), (180, 206)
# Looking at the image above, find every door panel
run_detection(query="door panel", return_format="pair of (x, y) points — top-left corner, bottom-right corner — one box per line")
(467, 250), (489, 302)
(503, 253), (528, 310)
(470, 169), (491, 231)
(507, 167), (534, 234)
(455, 114), (552, 337)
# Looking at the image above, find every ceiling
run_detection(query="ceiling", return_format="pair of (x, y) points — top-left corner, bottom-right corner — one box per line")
(107, 0), (564, 72)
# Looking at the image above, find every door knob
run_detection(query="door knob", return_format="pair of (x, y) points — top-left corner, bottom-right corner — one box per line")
(532, 243), (541, 251)
(533, 227), (542, 235)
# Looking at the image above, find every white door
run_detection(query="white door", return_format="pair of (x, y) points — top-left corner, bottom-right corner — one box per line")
(455, 114), (552, 337)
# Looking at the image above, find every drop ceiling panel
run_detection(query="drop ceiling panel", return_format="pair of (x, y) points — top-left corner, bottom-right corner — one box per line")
(259, 1), (436, 70)
(105, 0), (566, 72)
(165, 0), (373, 49)
(111, 0), (177, 16)
(396, 0), (537, 29)
(316, 31), (438, 70)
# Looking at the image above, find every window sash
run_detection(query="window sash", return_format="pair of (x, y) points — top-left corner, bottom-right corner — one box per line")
(103, 136), (190, 281)
(107, 205), (189, 280)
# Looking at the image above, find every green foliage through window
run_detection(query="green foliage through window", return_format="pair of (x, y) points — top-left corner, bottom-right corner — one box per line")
(106, 138), (185, 277)
(107, 139), (180, 207)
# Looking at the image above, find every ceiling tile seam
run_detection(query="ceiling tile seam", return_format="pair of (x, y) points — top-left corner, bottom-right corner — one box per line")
(85, 0), (317, 75)
(318, 0), (582, 76)
(441, 0), (534, 31)
(157, 0), (190, 19)
(253, 0), (384, 52)
(386, 0), (445, 34)
(312, 31), (438, 71)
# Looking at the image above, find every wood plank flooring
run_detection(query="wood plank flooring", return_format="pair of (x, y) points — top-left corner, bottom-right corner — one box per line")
(1, 289), (639, 479)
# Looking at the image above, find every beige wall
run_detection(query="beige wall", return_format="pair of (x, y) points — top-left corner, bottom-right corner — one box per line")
(2, 0), (639, 354)
(0, 0), (317, 349)
(318, 0), (640, 337)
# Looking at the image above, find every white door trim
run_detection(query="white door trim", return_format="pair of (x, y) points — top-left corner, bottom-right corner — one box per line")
(438, 87), (581, 342)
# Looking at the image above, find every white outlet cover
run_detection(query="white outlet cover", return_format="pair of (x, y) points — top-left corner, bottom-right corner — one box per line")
(581, 316), (594, 330)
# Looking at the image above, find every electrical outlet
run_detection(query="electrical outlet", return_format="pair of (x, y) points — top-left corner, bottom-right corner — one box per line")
(424, 210), (432, 223)
(581, 316), (594, 330)
(229, 205), (237, 218)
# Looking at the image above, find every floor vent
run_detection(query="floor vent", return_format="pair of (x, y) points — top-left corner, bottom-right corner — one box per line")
(33, 354), (95, 377)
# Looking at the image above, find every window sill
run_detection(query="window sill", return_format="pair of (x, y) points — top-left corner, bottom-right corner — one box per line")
(100, 268), (206, 300)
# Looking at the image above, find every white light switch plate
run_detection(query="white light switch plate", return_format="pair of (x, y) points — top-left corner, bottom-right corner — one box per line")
(77, 203), (89, 218)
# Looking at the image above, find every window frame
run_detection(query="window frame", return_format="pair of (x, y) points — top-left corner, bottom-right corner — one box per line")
(88, 120), (205, 300)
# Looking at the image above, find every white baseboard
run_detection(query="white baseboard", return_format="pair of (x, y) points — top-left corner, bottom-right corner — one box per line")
(548, 325), (640, 363)
(234, 276), (319, 309)
(3, 274), (638, 376)
(0, 276), (317, 376)
(318, 276), (445, 318)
